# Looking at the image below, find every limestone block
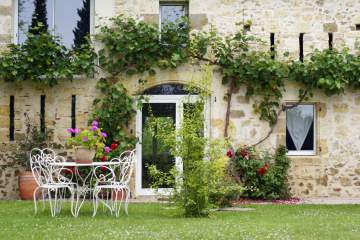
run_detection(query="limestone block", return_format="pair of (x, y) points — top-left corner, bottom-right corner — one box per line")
(141, 14), (159, 25)
(190, 14), (208, 30)
(230, 110), (245, 118)
(340, 177), (351, 187)
(0, 6), (11, 16)
(323, 22), (338, 32)
(236, 96), (250, 104)
(333, 103), (349, 113)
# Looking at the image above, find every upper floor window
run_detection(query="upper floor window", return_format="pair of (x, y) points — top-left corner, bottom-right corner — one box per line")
(17, 0), (91, 48)
(286, 104), (316, 156)
(160, 1), (188, 29)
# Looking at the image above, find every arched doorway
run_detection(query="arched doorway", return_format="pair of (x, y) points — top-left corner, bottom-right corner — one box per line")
(135, 84), (208, 196)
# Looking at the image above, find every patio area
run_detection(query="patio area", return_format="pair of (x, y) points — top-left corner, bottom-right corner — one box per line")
(0, 201), (359, 240)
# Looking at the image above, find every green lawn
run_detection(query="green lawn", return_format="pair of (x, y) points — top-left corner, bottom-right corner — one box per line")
(0, 201), (359, 240)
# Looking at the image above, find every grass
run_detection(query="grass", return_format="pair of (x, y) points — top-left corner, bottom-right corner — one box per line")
(0, 201), (359, 240)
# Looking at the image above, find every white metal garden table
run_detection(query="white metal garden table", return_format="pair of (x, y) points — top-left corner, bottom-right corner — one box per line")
(50, 161), (119, 217)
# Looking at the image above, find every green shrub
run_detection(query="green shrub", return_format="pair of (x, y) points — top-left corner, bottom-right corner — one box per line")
(230, 145), (291, 200)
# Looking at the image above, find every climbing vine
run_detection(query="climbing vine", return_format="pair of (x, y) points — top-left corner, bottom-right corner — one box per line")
(0, 30), (96, 87)
(2, 16), (360, 146)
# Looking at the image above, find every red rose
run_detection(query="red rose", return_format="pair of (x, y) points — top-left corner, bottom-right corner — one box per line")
(257, 167), (266, 175)
(101, 156), (106, 162)
(226, 149), (234, 158)
(110, 143), (118, 150)
(100, 166), (107, 172)
(258, 163), (269, 175)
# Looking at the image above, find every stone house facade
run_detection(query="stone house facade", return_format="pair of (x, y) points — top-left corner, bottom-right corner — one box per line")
(1, 0), (360, 199)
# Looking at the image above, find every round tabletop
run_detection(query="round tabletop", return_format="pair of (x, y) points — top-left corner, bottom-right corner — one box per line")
(50, 161), (119, 167)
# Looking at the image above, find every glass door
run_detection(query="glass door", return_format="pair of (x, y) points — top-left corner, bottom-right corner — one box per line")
(141, 103), (176, 189)
(135, 86), (208, 196)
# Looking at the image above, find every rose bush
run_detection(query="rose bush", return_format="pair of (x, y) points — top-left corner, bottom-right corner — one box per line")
(229, 145), (291, 200)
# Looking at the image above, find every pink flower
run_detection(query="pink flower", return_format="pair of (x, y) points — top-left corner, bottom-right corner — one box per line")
(101, 132), (107, 138)
(92, 120), (99, 127)
(67, 128), (74, 134)
(91, 125), (98, 131)
(74, 128), (80, 134)
(82, 136), (88, 142)
(104, 146), (111, 153)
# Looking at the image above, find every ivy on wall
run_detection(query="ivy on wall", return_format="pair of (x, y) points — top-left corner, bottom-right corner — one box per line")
(2, 16), (360, 145)
(0, 30), (95, 87)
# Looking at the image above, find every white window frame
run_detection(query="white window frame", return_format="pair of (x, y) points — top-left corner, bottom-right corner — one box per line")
(135, 94), (210, 196)
(12, 0), (95, 44)
(159, 1), (189, 32)
(286, 103), (316, 156)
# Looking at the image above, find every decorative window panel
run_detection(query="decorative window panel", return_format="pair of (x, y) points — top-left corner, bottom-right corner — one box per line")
(286, 104), (316, 156)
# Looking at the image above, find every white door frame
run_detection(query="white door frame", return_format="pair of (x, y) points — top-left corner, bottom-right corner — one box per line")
(135, 95), (210, 196)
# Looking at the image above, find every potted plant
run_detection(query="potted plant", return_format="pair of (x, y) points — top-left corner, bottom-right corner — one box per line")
(66, 120), (109, 163)
(15, 114), (53, 200)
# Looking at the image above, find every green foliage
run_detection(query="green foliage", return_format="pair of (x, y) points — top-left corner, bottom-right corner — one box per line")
(190, 25), (289, 126)
(90, 78), (137, 158)
(96, 16), (189, 77)
(230, 145), (291, 200)
(289, 48), (360, 97)
(0, 30), (95, 87)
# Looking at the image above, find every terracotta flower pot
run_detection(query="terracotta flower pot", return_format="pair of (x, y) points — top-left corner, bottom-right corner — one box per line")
(74, 146), (95, 164)
(112, 190), (126, 201)
(18, 171), (39, 200)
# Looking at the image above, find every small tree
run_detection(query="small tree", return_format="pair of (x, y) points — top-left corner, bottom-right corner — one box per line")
(73, 0), (90, 49)
(29, 0), (48, 35)
(148, 66), (243, 217)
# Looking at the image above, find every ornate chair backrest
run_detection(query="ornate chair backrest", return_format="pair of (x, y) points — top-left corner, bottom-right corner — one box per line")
(110, 149), (136, 186)
(30, 148), (57, 186)
(93, 166), (116, 185)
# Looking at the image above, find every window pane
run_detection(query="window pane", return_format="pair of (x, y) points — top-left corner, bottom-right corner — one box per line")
(18, 0), (90, 48)
(160, 3), (187, 28)
(18, 0), (53, 44)
(286, 105), (314, 151)
(54, 0), (90, 48)
(142, 103), (176, 188)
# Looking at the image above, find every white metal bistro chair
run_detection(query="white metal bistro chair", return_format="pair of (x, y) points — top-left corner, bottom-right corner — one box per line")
(92, 149), (135, 217)
(30, 148), (75, 217)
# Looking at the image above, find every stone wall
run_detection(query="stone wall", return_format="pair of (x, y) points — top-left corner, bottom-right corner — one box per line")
(1, 0), (360, 199)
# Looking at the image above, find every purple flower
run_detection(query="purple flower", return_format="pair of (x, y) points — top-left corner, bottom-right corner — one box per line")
(104, 146), (111, 153)
(91, 125), (98, 131)
(101, 132), (107, 138)
(92, 120), (99, 127)
(74, 128), (80, 134)
(82, 136), (88, 142)
(67, 128), (74, 134)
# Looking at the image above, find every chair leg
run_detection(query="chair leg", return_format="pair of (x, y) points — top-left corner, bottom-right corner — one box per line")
(48, 189), (55, 217)
(124, 188), (130, 216)
(92, 188), (99, 217)
(33, 186), (40, 215)
(115, 189), (124, 217)
(41, 188), (46, 210)
(68, 187), (75, 217)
